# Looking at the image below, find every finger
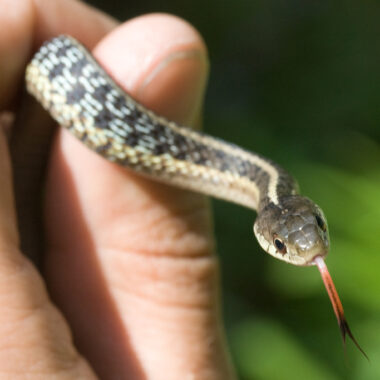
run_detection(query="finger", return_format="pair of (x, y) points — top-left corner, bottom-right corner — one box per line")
(0, 0), (117, 376)
(0, 0), (117, 109)
(94, 14), (207, 126)
(0, 114), (97, 378)
(44, 14), (236, 380)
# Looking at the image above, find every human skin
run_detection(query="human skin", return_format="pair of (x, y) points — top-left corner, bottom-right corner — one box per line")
(0, 0), (237, 379)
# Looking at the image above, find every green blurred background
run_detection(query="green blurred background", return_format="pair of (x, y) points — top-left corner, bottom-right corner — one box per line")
(86, 1), (380, 378)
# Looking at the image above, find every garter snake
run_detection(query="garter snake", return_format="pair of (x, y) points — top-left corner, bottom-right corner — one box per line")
(23, 35), (367, 358)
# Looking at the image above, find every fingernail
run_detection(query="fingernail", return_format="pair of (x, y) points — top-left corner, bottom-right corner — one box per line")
(138, 49), (209, 127)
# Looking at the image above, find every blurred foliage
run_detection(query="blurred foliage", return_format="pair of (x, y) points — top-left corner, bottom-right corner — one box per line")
(87, 1), (379, 378)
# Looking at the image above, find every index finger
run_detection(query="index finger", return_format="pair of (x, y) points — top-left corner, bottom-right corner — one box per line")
(0, 0), (117, 109)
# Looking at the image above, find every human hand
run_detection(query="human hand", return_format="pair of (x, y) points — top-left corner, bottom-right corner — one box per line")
(0, 0), (236, 379)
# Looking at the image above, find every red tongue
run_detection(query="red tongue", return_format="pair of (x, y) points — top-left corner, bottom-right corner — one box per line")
(314, 256), (368, 360)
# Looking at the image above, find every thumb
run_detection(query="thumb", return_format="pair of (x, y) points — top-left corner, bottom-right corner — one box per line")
(44, 14), (236, 380)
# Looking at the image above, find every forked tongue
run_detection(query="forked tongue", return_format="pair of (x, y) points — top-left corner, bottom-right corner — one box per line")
(314, 256), (368, 360)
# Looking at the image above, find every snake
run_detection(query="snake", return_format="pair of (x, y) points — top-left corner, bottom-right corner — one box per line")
(22, 34), (367, 358)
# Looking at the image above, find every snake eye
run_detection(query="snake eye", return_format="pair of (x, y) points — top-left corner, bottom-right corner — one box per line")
(315, 215), (326, 232)
(273, 237), (287, 254)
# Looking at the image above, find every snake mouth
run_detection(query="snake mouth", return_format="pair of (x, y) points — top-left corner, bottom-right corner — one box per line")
(305, 252), (327, 266)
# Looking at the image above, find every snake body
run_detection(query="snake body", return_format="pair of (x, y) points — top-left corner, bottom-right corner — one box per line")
(25, 35), (330, 266)
(21, 35), (370, 357)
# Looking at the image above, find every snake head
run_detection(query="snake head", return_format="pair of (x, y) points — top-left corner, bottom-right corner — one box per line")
(253, 195), (330, 266)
